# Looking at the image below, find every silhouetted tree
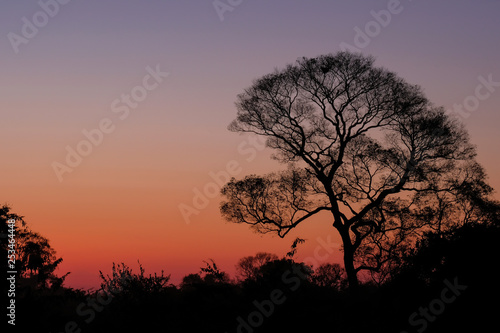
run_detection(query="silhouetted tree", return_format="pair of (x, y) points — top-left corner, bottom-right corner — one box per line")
(1, 204), (68, 289)
(235, 252), (278, 281)
(382, 220), (500, 332)
(199, 259), (230, 284)
(253, 258), (312, 288)
(396, 219), (500, 286)
(220, 51), (493, 294)
(311, 263), (346, 290)
(180, 273), (204, 290)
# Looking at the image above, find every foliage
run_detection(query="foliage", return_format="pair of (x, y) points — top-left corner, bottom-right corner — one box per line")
(220, 51), (494, 292)
(99, 261), (173, 296)
(235, 252), (279, 281)
(311, 263), (346, 290)
(1, 204), (68, 289)
(200, 258), (231, 284)
(14, 221), (500, 332)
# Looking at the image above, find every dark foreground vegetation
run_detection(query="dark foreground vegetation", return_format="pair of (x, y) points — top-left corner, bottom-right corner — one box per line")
(2, 205), (499, 333)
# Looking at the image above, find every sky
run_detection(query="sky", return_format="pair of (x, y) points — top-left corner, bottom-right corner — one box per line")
(1, 0), (499, 290)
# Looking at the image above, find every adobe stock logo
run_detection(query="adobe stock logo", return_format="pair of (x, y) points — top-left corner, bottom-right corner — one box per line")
(226, 234), (340, 333)
(50, 273), (132, 333)
(339, 0), (409, 53)
(51, 64), (169, 182)
(212, 0), (243, 22)
(179, 135), (266, 224)
(447, 74), (500, 119)
(401, 277), (467, 333)
(7, 0), (73, 54)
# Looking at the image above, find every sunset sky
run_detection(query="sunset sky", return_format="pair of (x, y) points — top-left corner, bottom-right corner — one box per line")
(1, 0), (499, 290)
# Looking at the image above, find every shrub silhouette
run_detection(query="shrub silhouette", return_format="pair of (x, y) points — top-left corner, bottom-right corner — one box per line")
(7, 203), (500, 332)
(99, 261), (173, 296)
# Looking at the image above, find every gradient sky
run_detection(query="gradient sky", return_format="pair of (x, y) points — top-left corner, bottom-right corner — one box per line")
(1, 0), (499, 289)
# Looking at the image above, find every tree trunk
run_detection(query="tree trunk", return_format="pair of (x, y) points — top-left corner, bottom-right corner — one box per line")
(339, 228), (359, 296)
(344, 248), (359, 296)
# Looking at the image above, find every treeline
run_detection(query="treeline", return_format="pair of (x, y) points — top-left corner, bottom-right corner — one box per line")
(2, 205), (499, 332)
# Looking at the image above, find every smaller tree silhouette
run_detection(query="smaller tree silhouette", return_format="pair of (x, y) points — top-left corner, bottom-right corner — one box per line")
(1, 204), (68, 289)
(254, 258), (313, 288)
(200, 259), (230, 284)
(180, 273), (205, 290)
(235, 252), (278, 281)
(311, 263), (346, 290)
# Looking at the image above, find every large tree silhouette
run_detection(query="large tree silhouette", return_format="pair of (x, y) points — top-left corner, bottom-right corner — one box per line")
(220, 52), (493, 293)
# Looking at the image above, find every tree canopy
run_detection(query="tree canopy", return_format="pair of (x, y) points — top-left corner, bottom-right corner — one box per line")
(220, 51), (497, 292)
(1, 205), (68, 289)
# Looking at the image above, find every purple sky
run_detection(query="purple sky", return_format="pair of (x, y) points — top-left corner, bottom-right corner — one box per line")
(1, 0), (499, 288)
